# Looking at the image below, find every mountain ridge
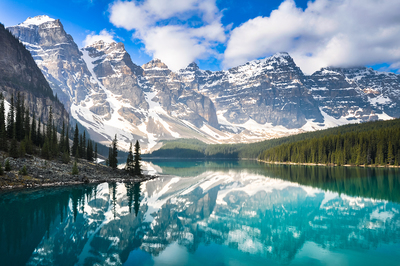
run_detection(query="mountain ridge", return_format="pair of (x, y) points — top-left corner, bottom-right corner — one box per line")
(6, 15), (400, 152)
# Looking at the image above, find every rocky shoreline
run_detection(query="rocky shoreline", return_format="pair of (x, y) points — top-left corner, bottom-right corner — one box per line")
(0, 153), (158, 190)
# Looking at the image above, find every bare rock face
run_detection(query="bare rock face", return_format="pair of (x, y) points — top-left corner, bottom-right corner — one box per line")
(142, 60), (219, 128)
(0, 22), (68, 127)
(82, 41), (147, 121)
(8, 16), (98, 109)
(307, 67), (400, 121)
(178, 53), (323, 128)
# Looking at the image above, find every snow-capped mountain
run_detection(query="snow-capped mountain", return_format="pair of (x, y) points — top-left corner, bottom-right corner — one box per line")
(7, 16), (400, 151)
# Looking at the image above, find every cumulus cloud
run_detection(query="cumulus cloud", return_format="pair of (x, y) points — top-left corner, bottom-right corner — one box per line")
(83, 29), (116, 47)
(109, 0), (225, 71)
(224, 0), (400, 74)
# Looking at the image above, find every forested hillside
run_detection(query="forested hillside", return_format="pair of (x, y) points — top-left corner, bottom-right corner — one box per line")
(150, 119), (400, 159)
(259, 119), (400, 166)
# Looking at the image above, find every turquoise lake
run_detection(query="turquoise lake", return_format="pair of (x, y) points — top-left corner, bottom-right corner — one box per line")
(1, 160), (400, 265)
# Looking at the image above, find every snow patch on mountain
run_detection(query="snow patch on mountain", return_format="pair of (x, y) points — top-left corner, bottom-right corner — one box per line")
(19, 15), (55, 27)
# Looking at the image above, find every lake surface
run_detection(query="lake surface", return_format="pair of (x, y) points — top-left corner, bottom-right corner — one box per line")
(1, 160), (400, 265)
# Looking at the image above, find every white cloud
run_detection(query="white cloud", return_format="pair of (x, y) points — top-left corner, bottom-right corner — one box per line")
(109, 0), (225, 71)
(83, 29), (116, 47)
(224, 0), (400, 74)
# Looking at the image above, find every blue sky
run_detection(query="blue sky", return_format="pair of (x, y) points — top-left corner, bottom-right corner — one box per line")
(1, 0), (400, 74)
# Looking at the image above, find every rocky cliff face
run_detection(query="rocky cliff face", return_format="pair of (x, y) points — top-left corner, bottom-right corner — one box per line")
(7, 15), (400, 151)
(179, 53), (323, 128)
(0, 22), (68, 127)
(142, 59), (219, 128)
(306, 67), (400, 123)
(8, 15), (98, 110)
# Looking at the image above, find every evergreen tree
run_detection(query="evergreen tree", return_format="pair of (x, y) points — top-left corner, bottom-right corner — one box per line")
(112, 135), (118, 168)
(133, 183), (141, 216)
(107, 146), (112, 167)
(46, 106), (53, 143)
(51, 122), (58, 157)
(134, 140), (142, 175)
(65, 127), (70, 154)
(109, 134), (118, 169)
(72, 124), (79, 157)
(42, 137), (50, 159)
(86, 140), (93, 162)
(388, 141), (394, 165)
(37, 118), (42, 147)
(59, 121), (65, 153)
(5, 159), (11, 171)
(72, 160), (79, 175)
(9, 134), (18, 158)
(126, 142), (134, 175)
(15, 92), (23, 141)
(24, 107), (30, 140)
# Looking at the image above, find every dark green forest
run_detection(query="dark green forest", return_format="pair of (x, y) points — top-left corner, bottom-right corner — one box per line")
(260, 118), (400, 166)
(150, 118), (400, 161)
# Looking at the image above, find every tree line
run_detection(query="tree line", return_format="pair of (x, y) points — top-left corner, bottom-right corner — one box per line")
(259, 119), (400, 166)
(106, 134), (142, 175)
(150, 118), (400, 160)
(0, 92), (142, 176)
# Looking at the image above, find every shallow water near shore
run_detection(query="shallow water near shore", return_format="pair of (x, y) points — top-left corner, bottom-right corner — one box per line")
(1, 160), (400, 265)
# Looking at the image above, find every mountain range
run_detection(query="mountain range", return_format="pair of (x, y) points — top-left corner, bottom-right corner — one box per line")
(7, 15), (400, 152)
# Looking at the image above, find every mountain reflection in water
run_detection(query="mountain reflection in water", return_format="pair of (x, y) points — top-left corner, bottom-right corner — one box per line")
(1, 161), (400, 265)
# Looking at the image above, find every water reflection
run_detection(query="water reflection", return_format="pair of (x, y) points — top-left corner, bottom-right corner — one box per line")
(1, 162), (400, 265)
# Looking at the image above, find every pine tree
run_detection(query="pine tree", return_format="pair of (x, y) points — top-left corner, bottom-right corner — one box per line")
(59, 121), (65, 153)
(126, 142), (134, 175)
(9, 126), (18, 158)
(388, 141), (394, 165)
(72, 160), (79, 175)
(107, 146), (112, 167)
(109, 134), (118, 169)
(42, 137), (50, 159)
(52, 123), (58, 158)
(72, 124), (79, 157)
(24, 107), (30, 140)
(65, 127), (70, 154)
(46, 106), (53, 142)
(134, 140), (142, 175)
(37, 118), (42, 147)
(86, 140), (93, 162)
(15, 92), (24, 141)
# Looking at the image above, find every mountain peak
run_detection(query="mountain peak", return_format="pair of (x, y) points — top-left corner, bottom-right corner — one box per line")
(186, 62), (199, 70)
(142, 58), (169, 70)
(268, 52), (293, 61)
(85, 39), (117, 49)
(20, 15), (56, 27)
